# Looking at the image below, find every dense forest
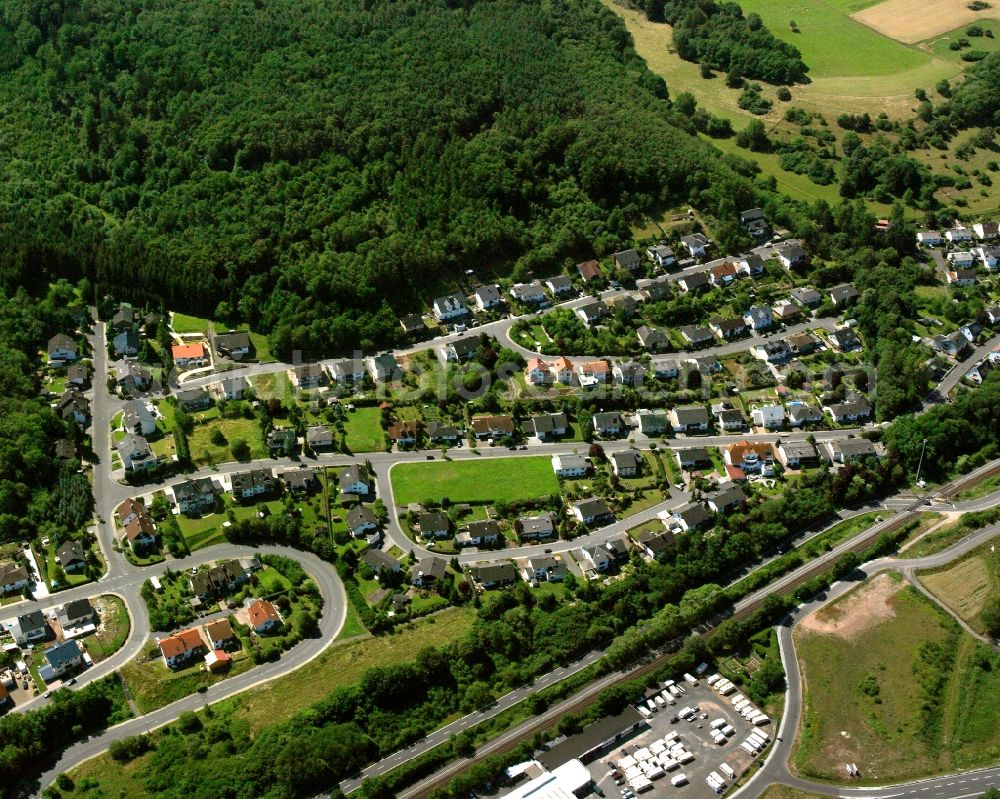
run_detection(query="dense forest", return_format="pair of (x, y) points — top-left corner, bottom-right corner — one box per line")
(0, 0), (789, 359)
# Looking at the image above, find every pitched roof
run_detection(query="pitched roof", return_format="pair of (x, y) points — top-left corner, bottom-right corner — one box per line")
(248, 599), (281, 628)
(204, 618), (235, 645)
(158, 627), (205, 659)
(171, 342), (206, 361)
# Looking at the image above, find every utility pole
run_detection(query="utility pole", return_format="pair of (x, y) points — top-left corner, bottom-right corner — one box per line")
(915, 437), (928, 489)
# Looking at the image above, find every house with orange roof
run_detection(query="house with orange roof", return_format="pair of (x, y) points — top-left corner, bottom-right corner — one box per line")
(205, 649), (232, 672)
(247, 599), (283, 635)
(171, 342), (209, 368)
(576, 260), (604, 284)
(158, 627), (207, 669)
(723, 440), (776, 479)
(710, 262), (739, 287)
(525, 358), (549, 385)
(575, 359), (611, 386)
(549, 357), (575, 385)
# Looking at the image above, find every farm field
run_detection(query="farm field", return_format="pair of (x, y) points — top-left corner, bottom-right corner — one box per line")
(920, 540), (1000, 634)
(391, 456), (560, 505)
(854, 0), (1000, 43)
(794, 573), (1000, 781)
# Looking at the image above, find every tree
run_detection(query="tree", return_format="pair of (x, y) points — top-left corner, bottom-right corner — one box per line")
(735, 120), (770, 152)
(981, 596), (1000, 637)
(230, 438), (251, 461)
(645, 0), (665, 23)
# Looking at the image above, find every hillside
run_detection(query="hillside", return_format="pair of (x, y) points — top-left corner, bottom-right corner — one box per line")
(0, 0), (779, 358)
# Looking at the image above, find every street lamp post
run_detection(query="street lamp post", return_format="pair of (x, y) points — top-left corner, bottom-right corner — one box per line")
(915, 437), (928, 489)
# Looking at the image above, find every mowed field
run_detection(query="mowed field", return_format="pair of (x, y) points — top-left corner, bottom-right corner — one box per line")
(854, 0), (1000, 43)
(391, 456), (560, 505)
(920, 540), (1000, 634)
(794, 573), (1000, 780)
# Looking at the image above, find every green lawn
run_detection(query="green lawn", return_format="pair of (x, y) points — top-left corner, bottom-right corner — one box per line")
(342, 406), (386, 453)
(177, 497), (286, 551)
(121, 650), (255, 713)
(391, 456), (560, 505)
(187, 417), (265, 466)
(80, 596), (131, 663)
(170, 312), (210, 334)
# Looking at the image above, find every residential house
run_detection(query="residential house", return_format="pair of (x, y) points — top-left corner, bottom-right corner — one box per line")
(676, 447), (712, 471)
(576, 259), (604, 284)
(339, 464), (371, 496)
(737, 253), (765, 277)
(205, 619), (238, 651)
(637, 325), (670, 351)
(773, 300), (802, 324)
(743, 305), (773, 332)
(522, 555), (567, 583)
(66, 363), (90, 388)
(634, 530), (672, 559)
(468, 561), (519, 589)
(122, 399), (157, 436)
(367, 353), (400, 383)
(291, 364), (327, 389)
(387, 419), (420, 447)
(47, 333), (78, 363)
(986, 306), (1000, 325)
(159, 627), (207, 669)
(724, 440), (776, 477)
(58, 390), (90, 425)
(523, 412), (568, 441)
(961, 321), (983, 342)
(426, 420), (463, 444)
(603, 532), (632, 562)
(171, 342), (208, 368)
(306, 425), (335, 451)
(635, 277), (671, 302)
(739, 208), (768, 236)
(823, 395), (873, 423)
(786, 332), (819, 357)
(829, 328), (861, 352)
(576, 359), (611, 385)
(473, 284), (503, 311)
(509, 282), (547, 305)
(411, 556), (448, 587)
(441, 337), (479, 362)
(247, 599), (283, 634)
(710, 262), (739, 287)
(39, 640), (83, 683)
(470, 414), (515, 440)
(432, 293), (470, 322)
(190, 560), (249, 601)
(362, 548), (401, 575)
(787, 403), (823, 428)
(680, 325), (715, 347)
(214, 331), (252, 360)
(116, 434), (156, 471)
(751, 404), (785, 429)
(176, 388), (211, 411)
(650, 357), (679, 379)
(947, 268), (979, 286)
(636, 408), (668, 435)
(57, 541), (86, 573)
(605, 293), (638, 318)
(552, 453), (590, 478)
(680, 233), (711, 258)
(676, 271), (710, 293)
(709, 317), (746, 340)
(113, 329), (139, 357)
(172, 478), (217, 515)
(230, 468), (275, 499)
(776, 439), (819, 469)
(949, 249), (977, 268)
(916, 230), (943, 247)
(218, 376), (246, 400)
(110, 305), (134, 330)
(825, 438), (882, 464)
(646, 244), (676, 268)
(973, 221), (998, 240)
(56, 598), (96, 631)
(945, 226), (973, 243)
(9, 611), (47, 645)
(592, 411), (625, 437)
(828, 284), (860, 307)
(976, 244), (1000, 271)
(281, 469), (320, 496)
(525, 357), (552, 385)
(613, 249), (642, 274)
(777, 243), (808, 269)
(459, 519), (501, 547)
(572, 497), (614, 526)
(54, 439), (76, 460)
(0, 562), (30, 595)
(706, 483), (746, 514)
(713, 404), (745, 431)
(517, 512), (556, 541)
(575, 300), (606, 327)
(671, 501), (711, 532)
(348, 506), (380, 541)
(417, 511), (450, 539)
(575, 544), (613, 574)
(752, 340), (792, 363)
(330, 358), (366, 384)
(544, 274), (574, 296)
(266, 426), (296, 454)
(400, 313), (425, 336)
(611, 450), (642, 478)
(668, 405), (709, 433)
(613, 360), (646, 387)
(790, 286), (822, 307)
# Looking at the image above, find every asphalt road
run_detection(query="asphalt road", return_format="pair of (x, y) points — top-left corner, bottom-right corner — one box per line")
(734, 522), (1000, 799)
(925, 333), (1000, 406)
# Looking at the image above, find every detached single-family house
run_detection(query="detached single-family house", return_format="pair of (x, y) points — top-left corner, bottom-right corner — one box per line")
(636, 277), (671, 302)
(113, 329), (139, 357)
(158, 627), (207, 669)
(432, 293), (469, 321)
(737, 253), (765, 277)
(411, 556), (448, 587)
(724, 440), (776, 477)
(122, 399), (157, 436)
(291, 364), (327, 389)
(171, 342), (208, 368)
(572, 497), (614, 526)
(773, 300), (802, 323)
(706, 483), (747, 514)
(248, 599), (283, 634)
(468, 561), (519, 589)
(669, 405), (709, 433)
(592, 411), (625, 437)
(752, 340), (792, 363)
(523, 412), (568, 441)
(441, 336), (479, 362)
(66, 363), (90, 388)
(613, 249), (642, 274)
(417, 511), (450, 539)
(947, 268), (978, 286)
(605, 293), (638, 318)
(518, 512), (556, 541)
(576, 359), (611, 385)
(116, 434), (156, 471)
(680, 233), (711, 258)
(470, 414), (515, 440)
(986, 306), (1000, 325)
(710, 262), (739, 286)
(56, 598), (96, 631)
(787, 403), (823, 428)
(777, 243), (808, 270)
(776, 439), (819, 469)
(57, 541), (86, 573)
(676, 446), (712, 471)
(709, 317), (747, 340)
(363, 548), (401, 575)
(330, 358), (367, 384)
(306, 425), (335, 451)
(545, 274), (574, 296)
(214, 331), (252, 360)
(916, 230), (943, 247)
(176, 387), (211, 411)
(676, 271), (710, 293)
(637, 409), (668, 435)
(829, 328), (862, 352)
(647, 244), (676, 268)
(426, 420), (463, 443)
(634, 530), (672, 560)
(945, 226), (973, 243)
(339, 464), (371, 496)
(9, 611), (47, 645)
(637, 325), (670, 352)
(230, 468), (275, 499)
(961, 321), (983, 342)
(828, 284), (860, 307)
(400, 313), (425, 337)
(0, 562), (31, 595)
(786, 332), (819, 357)
(973, 221), (998, 240)
(367, 353), (400, 383)
(713, 405), (745, 431)
(111, 305), (134, 331)
(825, 438), (882, 464)
(740, 208), (768, 236)
(743, 305), (773, 332)
(266, 426), (296, 454)
(509, 282), (547, 305)
(173, 478), (217, 515)
(39, 640), (83, 683)
(611, 450), (642, 478)
(575, 300), (606, 327)
(58, 390), (90, 425)
(348, 506), (380, 541)
(552, 453), (590, 478)
(474, 284), (503, 310)
(976, 245), (1000, 271)
(790, 286), (822, 307)
(576, 259), (604, 284)
(751, 404), (785, 429)
(680, 325), (715, 347)
(650, 357), (679, 379)
(282, 469), (320, 496)
(577, 544), (613, 574)
(205, 619), (238, 651)
(47, 334), (78, 363)
(671, 501), (711, 532)
(823, 396), (873, 423)
(462, 519), (501, 547)
(613, 361), (646, 387)
(217, 376), (246, 400)
(387, 419), (420, 446)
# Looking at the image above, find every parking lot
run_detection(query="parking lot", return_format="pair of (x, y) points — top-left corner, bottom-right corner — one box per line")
(591, 675), (772, 799)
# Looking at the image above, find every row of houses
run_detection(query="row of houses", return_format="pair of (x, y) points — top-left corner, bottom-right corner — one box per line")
(916, 221), (998, 247)
(157, 597), (282, 669)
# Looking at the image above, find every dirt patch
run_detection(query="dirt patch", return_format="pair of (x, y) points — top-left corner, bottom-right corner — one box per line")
(800, 573), (903, 639)
(853, 0), (1000, 44)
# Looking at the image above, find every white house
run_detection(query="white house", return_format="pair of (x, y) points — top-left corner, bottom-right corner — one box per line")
(743, 305), (773, 332)
(680, 233), (711, 258)
(751, 404), (785, 429)
(552, 453), (589, 478)
(976, 245), (1000, 271)
(916, 230), (942, 247)
(339, 464), (371, 496)
(647, 244), (675, 268)
(973, 221), (998, 240)
(432, 293), (469, 321)
(945, 226), (973, 243)
(947, 250), (977, 268)
(474, 284), (503, 310)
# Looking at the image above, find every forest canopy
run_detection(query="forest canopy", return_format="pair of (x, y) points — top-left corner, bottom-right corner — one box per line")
(0, 0), (779, 358)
